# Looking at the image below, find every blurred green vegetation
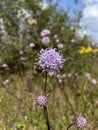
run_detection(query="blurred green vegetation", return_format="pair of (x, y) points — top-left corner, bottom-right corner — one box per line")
(0, 0), (98, 130)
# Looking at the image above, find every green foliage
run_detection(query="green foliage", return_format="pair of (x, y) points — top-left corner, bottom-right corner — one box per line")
(0, 0), (91, 76)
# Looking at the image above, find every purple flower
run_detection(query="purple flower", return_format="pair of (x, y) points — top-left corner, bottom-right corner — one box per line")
(2, 63), (9, 71)
(36, 94), (47, 106)
(3, 79), (10, 86)
(21, 113), (25, 118)
(38, 48), (64, 72)
(56, 39), (60, 43)
(76, 115), (87, 128)
(92, 79), (97, 85)
(62, 74), (66, 78)
(13, 125), (17, 130)
(48, 72), (54, 76)
(41, 36), (50, 45)
(41, 29), (51, 37)
(29, 43), (35, 48)
(58, 79), (63, 83)
(54, 34), (58, 39)
(57, 43), (63, 49)
(2, 63), (8, 68)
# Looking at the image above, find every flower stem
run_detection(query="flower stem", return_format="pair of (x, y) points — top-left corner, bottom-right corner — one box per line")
(62, 86), (76, 115)
(44, 72), (47, 93)
(43, 72), (50, 130)
(44, 106), (50, 130)
(66, 123), (75, 130)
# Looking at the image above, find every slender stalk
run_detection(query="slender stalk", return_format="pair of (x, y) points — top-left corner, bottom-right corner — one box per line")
(43, 72), (50, 130)
(44, 106), (50, 130)
(63, 86), (76, 115)
(44, 72), (47, 93)
(66, 123), (75, 130)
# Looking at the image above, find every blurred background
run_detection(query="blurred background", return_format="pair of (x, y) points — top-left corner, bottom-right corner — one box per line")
(0, 0), (98, 129)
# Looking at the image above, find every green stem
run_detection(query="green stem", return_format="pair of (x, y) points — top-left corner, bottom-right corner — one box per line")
(63, 86), (76, 115)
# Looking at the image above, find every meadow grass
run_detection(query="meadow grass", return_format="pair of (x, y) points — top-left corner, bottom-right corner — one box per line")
(0, 65), (98, 130)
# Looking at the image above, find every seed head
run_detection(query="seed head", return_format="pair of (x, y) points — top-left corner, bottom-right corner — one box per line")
(36, 94), (47, 106)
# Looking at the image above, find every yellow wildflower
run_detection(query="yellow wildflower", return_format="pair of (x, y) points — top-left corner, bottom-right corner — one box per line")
(28, 19), (37, 25)
(93, 49), (98, 53)
(78, 46), (92, 54)
(78, 50), (85, 54)
(80, 46), (86, 50)
(85, 46), (92, 53)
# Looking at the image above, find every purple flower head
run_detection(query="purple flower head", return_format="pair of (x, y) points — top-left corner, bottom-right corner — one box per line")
(54, 34), (58, 39)
(68, 73), (72, 77)
(29, 43), (35, 48)
(41, 36), (50, 45)
(41, 29), (51, 37)
(92, 79), (97, 85)
(13, 125), (17, 130)
(21, 113), (25, 118)
(62, 74), (66, 78)
(3, 79), (10, 86)
(36, 94), (47, 106)
(38, 48), (64, 72)
(57, 43), (63, 49)
(2, 63), (8, 68)
(56, 39), (60, 43)
(76, 115), (87, 129)
(58, 79), (63, 83)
